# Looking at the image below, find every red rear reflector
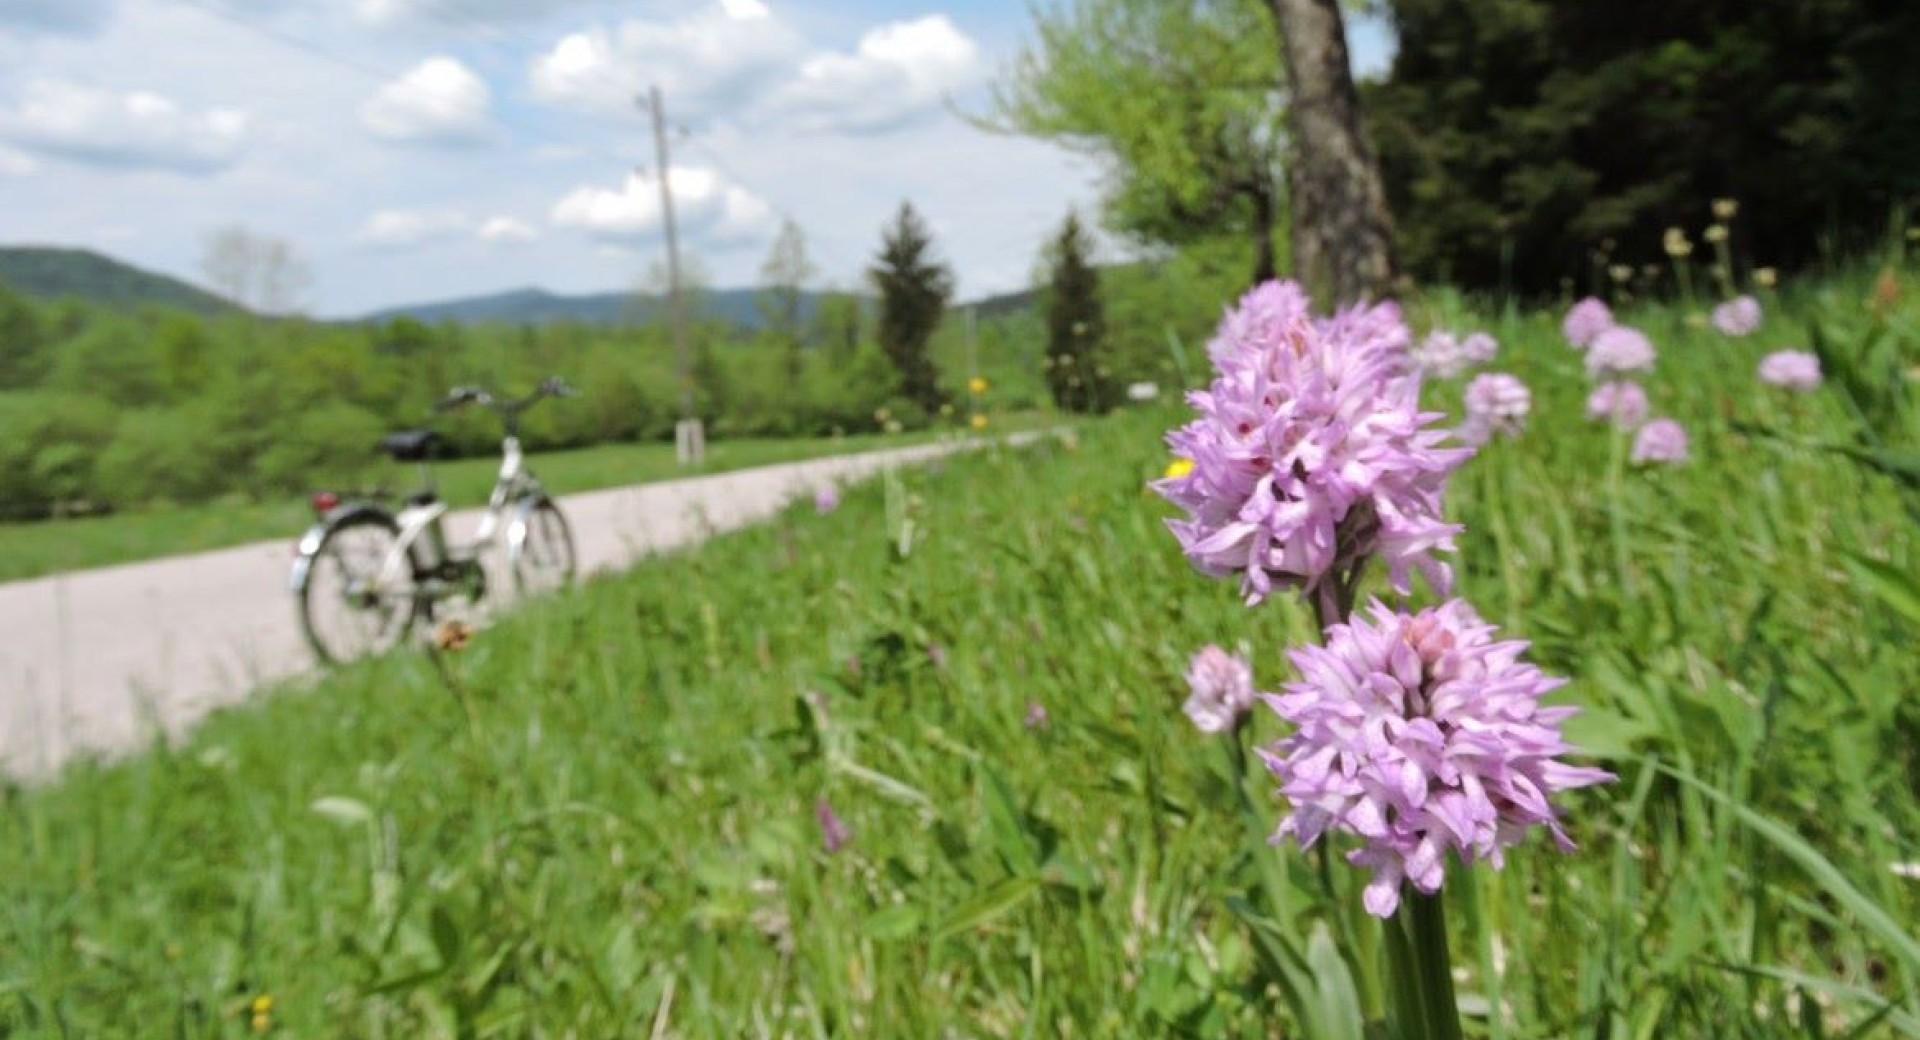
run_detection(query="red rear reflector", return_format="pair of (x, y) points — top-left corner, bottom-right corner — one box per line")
(311, 491), (340, 514)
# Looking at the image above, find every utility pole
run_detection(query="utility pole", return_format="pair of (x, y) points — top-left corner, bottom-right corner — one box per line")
(644, 84), (703, 464)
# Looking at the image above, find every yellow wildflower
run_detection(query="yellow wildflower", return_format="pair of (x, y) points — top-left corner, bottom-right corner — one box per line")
(1703, 224), (1728, 244)
(969, 414), (988, 431)
(1754, 267), (1778, 288)
(1712, 198), (1738, 220)
(968, 376), (988, 395)
(1662, 228), (1693, 259)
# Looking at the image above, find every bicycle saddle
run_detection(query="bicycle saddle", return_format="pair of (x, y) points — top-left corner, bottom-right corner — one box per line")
(379, 429), (443, 462)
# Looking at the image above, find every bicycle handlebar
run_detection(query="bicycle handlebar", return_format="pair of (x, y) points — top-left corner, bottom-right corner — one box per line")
(433, 378), (574, 423)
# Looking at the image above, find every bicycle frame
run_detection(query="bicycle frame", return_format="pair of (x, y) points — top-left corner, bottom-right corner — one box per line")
(376, 433), (546, 594)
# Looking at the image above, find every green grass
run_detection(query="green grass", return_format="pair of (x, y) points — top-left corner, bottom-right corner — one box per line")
(3, 278), (1919, 1037)
(0, 417), (1044, 583)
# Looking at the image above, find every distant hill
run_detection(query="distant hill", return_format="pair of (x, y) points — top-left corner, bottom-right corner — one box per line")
(367, 282), (1058, 329)
(0, 246), (236, 315)
(363, 286), (855, 329)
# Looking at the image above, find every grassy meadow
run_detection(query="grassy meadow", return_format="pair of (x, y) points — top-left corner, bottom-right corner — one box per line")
(3, 271), (1919, 1037)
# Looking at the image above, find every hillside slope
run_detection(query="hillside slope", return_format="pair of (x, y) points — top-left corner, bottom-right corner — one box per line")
(0, 246), (235, 315)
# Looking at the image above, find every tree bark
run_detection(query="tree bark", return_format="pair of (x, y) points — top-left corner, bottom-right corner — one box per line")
(1249, 177), (1279, 288)
(1265, 0), (1397, 305)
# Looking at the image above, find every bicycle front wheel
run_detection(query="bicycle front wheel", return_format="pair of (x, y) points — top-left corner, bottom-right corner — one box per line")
(295, 510), (419, 664)
(509, 496), (576, 596)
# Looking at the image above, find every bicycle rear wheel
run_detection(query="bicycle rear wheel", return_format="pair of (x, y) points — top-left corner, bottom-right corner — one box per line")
(296, 511), (420, 664)
(509, 496), (576, 596)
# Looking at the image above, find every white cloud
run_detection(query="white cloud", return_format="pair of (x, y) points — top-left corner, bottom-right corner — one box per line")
(0, 0), (118, 35)
(360, 56), (491, 145)
(550, 166), (771, 244)
(477, 215), (537, 244)
(354, 208), (472, 249)
(768, 15), (981, 134)
(0, 147), (38, 176)
(0, 79), (246, 174)
(529, 1), (801, 120)
(352, 0), (612, 26)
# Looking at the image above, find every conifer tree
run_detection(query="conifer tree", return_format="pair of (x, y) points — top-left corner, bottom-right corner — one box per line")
(1044, 211), (1113, 413)
(868, 202), (953, 414)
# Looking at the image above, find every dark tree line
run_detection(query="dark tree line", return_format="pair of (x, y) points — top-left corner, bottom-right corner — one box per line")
(1367, 0), (1920, 293)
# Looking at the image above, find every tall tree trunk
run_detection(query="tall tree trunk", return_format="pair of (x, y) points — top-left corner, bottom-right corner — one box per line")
(1249, 177), (1279, 288)
(1265, 0), (1396, 305)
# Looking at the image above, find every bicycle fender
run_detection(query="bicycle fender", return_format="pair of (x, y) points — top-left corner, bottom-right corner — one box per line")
(288, 504), (397, 593)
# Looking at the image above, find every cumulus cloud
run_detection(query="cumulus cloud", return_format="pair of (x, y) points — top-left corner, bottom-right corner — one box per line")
(361, 56), (491, 145)
(550, 166), (771, 244)
(529, 1), (801, 120)
(354, 208), (472, 249)
(767, 15), (982, 134)
(0, 79), (246, 174)
(478, 215), (537, 244)
(0, 0), (118, 35)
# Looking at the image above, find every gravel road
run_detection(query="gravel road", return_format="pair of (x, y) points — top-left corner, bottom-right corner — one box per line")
(0, 436), (1006, 779)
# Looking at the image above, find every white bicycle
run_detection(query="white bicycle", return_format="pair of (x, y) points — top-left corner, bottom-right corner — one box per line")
(291, 378), (579, 664)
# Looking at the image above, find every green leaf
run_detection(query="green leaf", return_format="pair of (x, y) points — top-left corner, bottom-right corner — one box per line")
(832, 757), (932, 808)
(932, 876), (1039, 940)
(863, 904), (923, 941)
(1305, 922), (1366, 1040)
(429, 904), (462, 968)
(310, 796), (373, 826)
(1663, 765), (1920, 973)
(1841, 552), (1920, 628)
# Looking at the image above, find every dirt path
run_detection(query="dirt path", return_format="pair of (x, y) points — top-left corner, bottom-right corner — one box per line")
(0, 435), (1012, 779)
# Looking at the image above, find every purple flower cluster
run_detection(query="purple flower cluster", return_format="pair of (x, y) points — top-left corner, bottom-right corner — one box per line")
(1561, 298), (1613, 349)
(1460, 373), (1531, 446)
(1585, 382), (1649, 429)
(1410, 330), (1498, 380)
(1584, 326), (1656, 379)
(1758, 350), (1822, 391)
(1184, 645), (1257, 734)
(1711, 296), (1763, 337)
(1156, 281), (1471, 609)
(1262, 600), (1614, 917)
(1563, 298), (1685, 454)
(1631, 418), (1690, 464)
(1410, 331), (1469, 379)
(816, 798), (852, 853)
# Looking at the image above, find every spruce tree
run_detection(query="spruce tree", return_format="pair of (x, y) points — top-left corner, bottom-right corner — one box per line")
(868, 202), (953, 414)
(1044, 211), (1113, 413)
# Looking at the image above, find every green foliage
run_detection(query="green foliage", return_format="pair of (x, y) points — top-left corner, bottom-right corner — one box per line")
(0, 392), (116, 516)
(1043, 211), (1118, 412)
(985, 0), (1287, 286)
(869, 201), (955, 413)
(0, 282), (47, 389)
(0, 279), (1045, 517)
(1368, 0), (1920, 293)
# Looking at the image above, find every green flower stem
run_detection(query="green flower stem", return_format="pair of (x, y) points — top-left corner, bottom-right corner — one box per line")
(1606, 425), (1633, 594)
(1407, 888), (1465, 1040)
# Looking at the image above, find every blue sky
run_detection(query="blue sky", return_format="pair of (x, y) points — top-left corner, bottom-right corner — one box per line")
(0, 0), (1393, 317)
